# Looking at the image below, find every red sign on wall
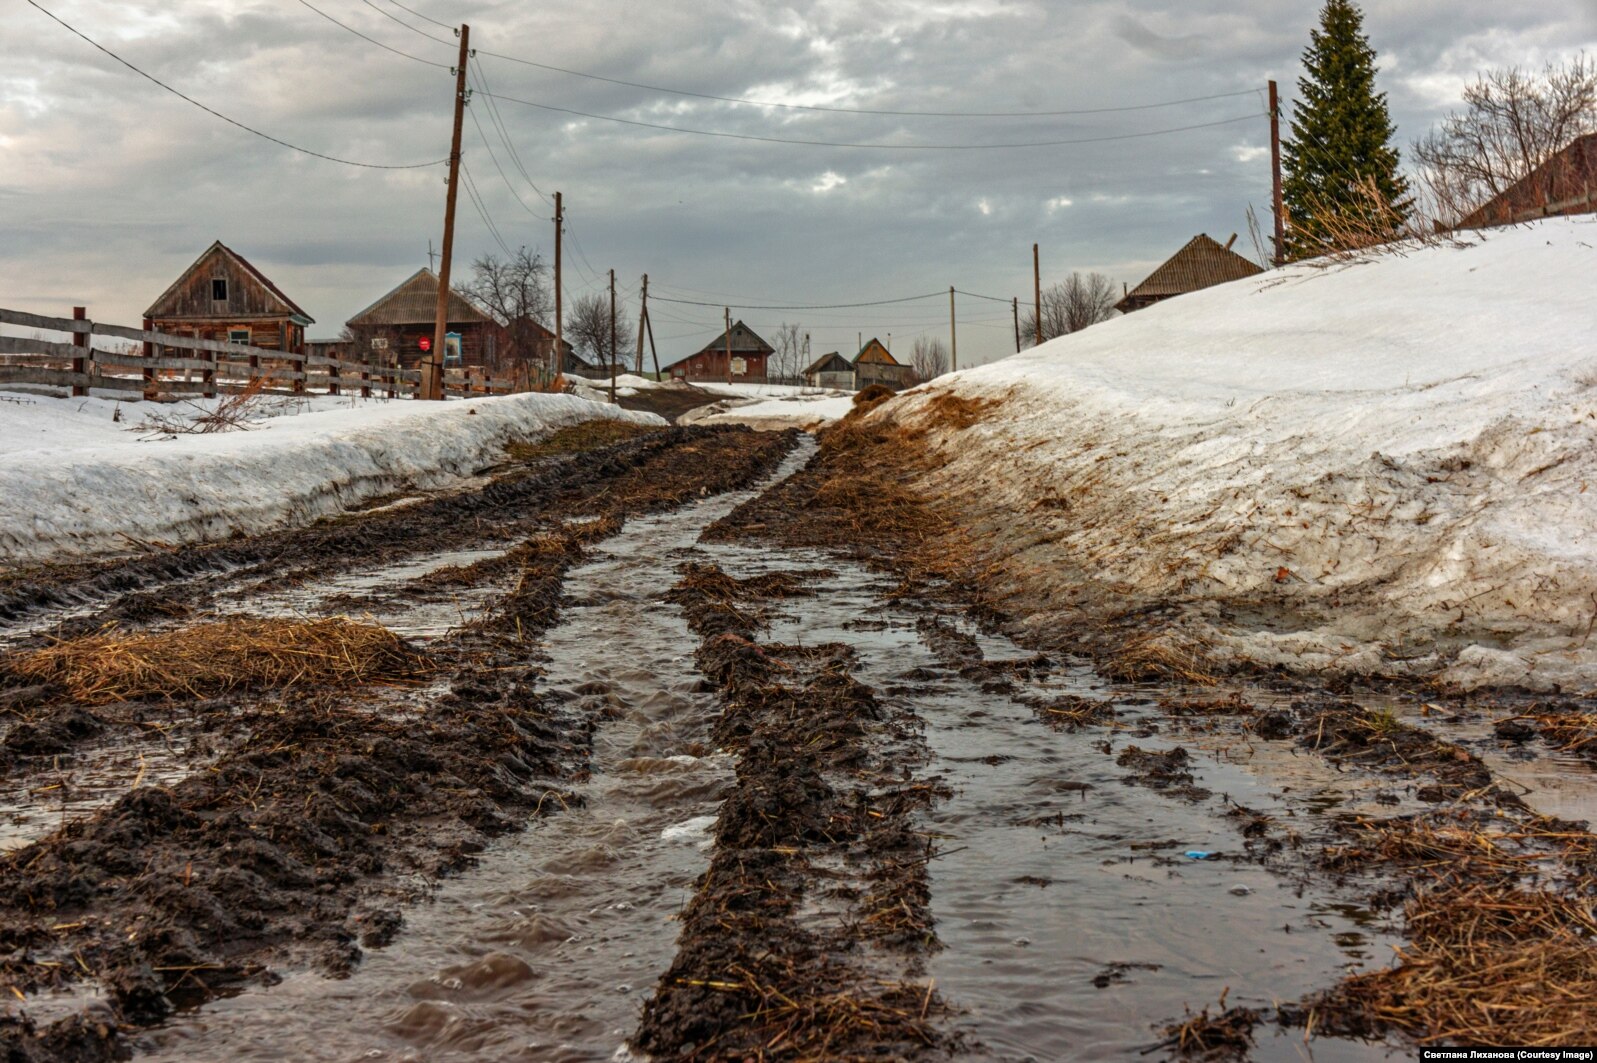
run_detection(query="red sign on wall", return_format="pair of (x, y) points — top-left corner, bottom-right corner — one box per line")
(418, 336), (432, 352)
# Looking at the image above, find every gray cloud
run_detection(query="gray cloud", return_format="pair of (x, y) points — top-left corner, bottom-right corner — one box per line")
(2, 0), (1593, 362)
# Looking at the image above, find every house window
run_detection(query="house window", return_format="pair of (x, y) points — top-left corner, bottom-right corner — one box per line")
(212, 279), (228, 301)
(228, 329), (251, 346)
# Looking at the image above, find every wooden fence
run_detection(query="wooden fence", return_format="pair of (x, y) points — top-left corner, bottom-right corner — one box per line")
(0, 308), (517, 401)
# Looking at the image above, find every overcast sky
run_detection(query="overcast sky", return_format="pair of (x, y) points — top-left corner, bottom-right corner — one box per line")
(4, 0), (1594, 367)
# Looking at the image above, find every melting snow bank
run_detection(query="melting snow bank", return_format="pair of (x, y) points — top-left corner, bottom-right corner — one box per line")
(0, 392), (663, 564)
(890, 217), (1597, 691)
(679, 387), (855, 430)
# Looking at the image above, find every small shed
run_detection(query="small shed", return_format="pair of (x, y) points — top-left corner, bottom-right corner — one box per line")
(144, 241), (313, 354)
(1114, 234), (1263, 314)
(345, 269), (496, 368)
(1455, 133), (1597, 230)
(803, 351), (854, 390)
(663, 320), (774, 382)
(852, 338), (915, 391)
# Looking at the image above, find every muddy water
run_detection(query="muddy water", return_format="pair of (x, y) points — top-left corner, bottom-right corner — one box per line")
(139, 441), (815, 1062)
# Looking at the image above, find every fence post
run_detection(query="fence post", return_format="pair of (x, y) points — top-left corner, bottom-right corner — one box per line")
(142, 317), (156, 399)
(70, 306), (87, 397)
(202, 331), (217, 400)
(360, 363), (371, 399)
(293, 331), (306, 395)
(387, 361), (398, 400)
(328, 356), (340, 396)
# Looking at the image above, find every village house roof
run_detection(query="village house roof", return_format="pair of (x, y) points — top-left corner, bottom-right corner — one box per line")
(694, 320), (775, 356)
(803, 351), (851, 376)
(852, 338), (900, 366)
(346, 269), (491, 328)
(1114, 234), (1264, 313)
(144, 240), (313, 324)
(1456, 133), (1597, 230)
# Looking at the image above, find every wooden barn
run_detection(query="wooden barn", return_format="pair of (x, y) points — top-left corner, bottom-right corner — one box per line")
(803, 351), (854, 389)
(1114, 234), (1263, 314)
(852, 337), (915, 391)
(144, 241), (313, 354)
(663, 320), (773, 382)
(1456, 133), (1597, 230)
(345, 269), (497, 368)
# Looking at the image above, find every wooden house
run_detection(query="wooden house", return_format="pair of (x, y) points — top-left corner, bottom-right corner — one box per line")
(1455, 133), (1597, 230)
(144, 241), (313, 353)
(852, 337), (915, 391)
(1113, 234), (1263, 314)
(345, 269), (497, 368)
(663, 320), (773, 382)
(803, 351), (854, 389)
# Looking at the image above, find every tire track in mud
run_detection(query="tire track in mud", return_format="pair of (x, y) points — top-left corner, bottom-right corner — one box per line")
(0, 425), (798, 1061)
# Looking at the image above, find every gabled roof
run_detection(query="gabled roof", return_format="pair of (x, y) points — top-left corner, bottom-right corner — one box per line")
(1114, 234), (1264, 312)
(145, 240), (313, 323)
(694, 320), (774, 356)
(1457, 133), (1597, 229)
(347, 268), (491, 328)
(804, 351), (851, 376)
(853, 338), (899, 366)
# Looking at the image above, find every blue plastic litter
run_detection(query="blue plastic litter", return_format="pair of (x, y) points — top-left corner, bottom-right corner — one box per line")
(1184, 850), (1213, 860)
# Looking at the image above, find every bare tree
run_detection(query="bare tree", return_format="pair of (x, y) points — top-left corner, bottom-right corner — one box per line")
(1413, 54), (1597, 224)
(910, 336), (949, 383)
(458, 247), (552, 372)
(1020, 272), (1119, 346)
(769, 322), (805, 383)
(566, 292), (631, 370)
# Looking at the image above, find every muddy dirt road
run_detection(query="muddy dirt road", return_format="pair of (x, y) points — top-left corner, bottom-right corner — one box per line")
(3, 415), (1595, 1060)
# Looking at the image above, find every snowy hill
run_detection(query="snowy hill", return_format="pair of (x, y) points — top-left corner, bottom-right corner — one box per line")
(893, 217), (1597, 690)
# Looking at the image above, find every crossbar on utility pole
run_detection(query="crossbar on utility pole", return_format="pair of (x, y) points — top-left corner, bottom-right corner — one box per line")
(426, 24), (470, 401)
(553, 191), (564, 382)
(1270, 79), (1285, 267)
(1032, 243), (1043, 348)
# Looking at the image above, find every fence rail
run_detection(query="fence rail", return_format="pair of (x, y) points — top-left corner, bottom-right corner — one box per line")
(0, 307), (517, 401)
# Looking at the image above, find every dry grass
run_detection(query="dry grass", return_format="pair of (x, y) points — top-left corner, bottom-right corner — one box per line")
(1318, 884), (1597, 1046)
(921, 391), (997, 430)
(1101, 631), (1220, 686)
(136, 374), (272, 435)
(505, 419), (657, 461)
(9, 617), (432, 703)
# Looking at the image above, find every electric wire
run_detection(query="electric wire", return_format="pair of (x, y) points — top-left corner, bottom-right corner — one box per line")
(294, 0), (450, 67)
(385, 0), (455, 31)
(362, 0), (456, 44)
(461, 161), (515, 256)
(652, 292), (945, 310)
(24, 0), (445, 169)
(471, 60), (554, 205)
(475, 92), (1266, 150)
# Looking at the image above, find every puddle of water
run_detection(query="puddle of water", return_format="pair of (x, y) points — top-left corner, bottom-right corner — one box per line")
(138, 441), (816, 1062)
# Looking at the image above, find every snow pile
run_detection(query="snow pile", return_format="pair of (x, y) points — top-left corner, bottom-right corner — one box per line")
(891, 218), (1597, 690)
(681, 386), (856, 430)
(0, 392), (662, 563)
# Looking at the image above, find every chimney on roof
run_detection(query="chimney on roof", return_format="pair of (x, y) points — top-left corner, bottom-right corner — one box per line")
(1224, 233), (1238, 250)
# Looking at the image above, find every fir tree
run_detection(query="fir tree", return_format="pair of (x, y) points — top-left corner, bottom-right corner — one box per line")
(1281, 0), (1408, 258)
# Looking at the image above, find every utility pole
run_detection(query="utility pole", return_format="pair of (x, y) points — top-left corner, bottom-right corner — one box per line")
(645, 304), (660, 380)
(635, 274), (647, 375)
(553, 191), (564, 382)
(608, 268), (617, 403)
(724, 307), (732, 385)
(1012, 297), (1020, 353)
(1269, 79), (1285, 267)
(1032, 242), (1043, 348)
(427, 240), (437, 271)
(948, 286), (957, 372)
(425, 23), (470, 401)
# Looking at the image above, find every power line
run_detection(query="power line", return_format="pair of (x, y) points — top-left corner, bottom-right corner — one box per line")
(384, 0), (455, 32)
(953, 288), (1016, 303)
(653, 292), (945, 310)
(294, 0), (450, 68)
(470, 60), (553, 205)
(24, 0), (445, 169)
(474, 49), (1258, 119)
(475, 92), (1264, 150)
(461, 161), (514, 256)
(362, 0), (455, 44)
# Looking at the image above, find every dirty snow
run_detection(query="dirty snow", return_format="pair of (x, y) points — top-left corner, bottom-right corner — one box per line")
(680, 387), (856, 430)
(891, 217), (1597, 691)
(0, 391), (662, 564)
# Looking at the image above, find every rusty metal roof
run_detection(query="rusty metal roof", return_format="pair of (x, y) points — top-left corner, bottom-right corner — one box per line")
(346, 269), (491, 328)
(1115, 234), (1264, 311)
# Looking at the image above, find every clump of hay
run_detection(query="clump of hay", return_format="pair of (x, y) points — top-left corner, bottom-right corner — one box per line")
(1313, 884), (1597, 1046)
(921, 391), (997, 430)
(852, 383), (896, 409)
(1102, 631), (1219, 686)
(9, 617), (433, 703)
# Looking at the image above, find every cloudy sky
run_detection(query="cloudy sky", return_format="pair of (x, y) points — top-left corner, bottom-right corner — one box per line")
(4, 0), (1594, 366)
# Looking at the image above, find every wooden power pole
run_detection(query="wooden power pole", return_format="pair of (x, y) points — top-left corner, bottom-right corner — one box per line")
(724, 307), (733, 384)
(635, 274), (648, 375)
(553, 191), (564, 381)
(948, 286), (957, 372)
(426, 23), (469, 401)
(1269, 79), (1285, 267)
(1012, 297), (1020, 353)
(608, 268), (617, 403)
(1032, 242), (1043, 348)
